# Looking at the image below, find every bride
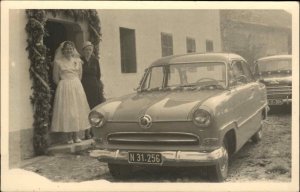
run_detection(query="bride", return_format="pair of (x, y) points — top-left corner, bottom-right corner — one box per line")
(51, 41), (90, 144)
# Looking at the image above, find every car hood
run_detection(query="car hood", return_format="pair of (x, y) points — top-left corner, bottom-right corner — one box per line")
(96, 90), (223, 122)
(260, 75), (292, 86)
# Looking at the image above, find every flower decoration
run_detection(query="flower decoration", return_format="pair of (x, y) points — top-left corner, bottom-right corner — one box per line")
(26, 9), (102, 154)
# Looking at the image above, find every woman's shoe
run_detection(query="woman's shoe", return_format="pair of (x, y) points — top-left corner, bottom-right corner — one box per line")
(84, 129), (92, 140)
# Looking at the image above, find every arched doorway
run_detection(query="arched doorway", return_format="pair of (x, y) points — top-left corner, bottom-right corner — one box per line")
(44, 19), (84, 62)
(26, 10), (102, 154)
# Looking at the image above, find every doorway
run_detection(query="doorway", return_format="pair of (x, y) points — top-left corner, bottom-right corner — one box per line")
(44, 19), (84, 61)
(44, 19), (84, 144)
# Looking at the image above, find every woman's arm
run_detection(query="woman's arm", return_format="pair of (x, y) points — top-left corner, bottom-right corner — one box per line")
(96, 58), (101, 80)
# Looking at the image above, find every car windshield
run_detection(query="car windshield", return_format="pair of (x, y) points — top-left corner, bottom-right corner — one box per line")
(141, 62), (226, 91)
(257, 58), (291, 72)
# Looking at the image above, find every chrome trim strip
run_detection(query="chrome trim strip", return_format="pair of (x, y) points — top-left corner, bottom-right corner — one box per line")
(220, 120), (237, 131)
(238, 103), (268, 128)
(108, 138), (198, 143)
(266, 86), (292, 88)
(267, 89), (292, 91)
(220, 103), (267, 131)
(267, 88), (291, 90)
(267, 93), (292, 95)
(107, 132), (200, 138)
(105, 120), (191, 123)
(106, 132), (200, 144)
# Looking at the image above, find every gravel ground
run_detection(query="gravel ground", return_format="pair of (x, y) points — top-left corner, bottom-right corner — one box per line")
(21, 106), (292, 183)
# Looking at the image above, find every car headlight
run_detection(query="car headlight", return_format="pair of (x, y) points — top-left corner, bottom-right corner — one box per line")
(89, 111), (105, 127)
(193, 109), (211, 127)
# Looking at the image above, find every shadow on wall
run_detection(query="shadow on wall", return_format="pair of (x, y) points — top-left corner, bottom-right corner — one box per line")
(8, 128), (87, 168)
(9, 128), (34, 168)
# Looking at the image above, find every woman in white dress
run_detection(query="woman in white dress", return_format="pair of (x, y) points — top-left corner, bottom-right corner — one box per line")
(51, 41), (90, 144)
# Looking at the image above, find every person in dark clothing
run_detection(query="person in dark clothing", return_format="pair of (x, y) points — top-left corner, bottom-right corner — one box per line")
(81, 41), (105, 139)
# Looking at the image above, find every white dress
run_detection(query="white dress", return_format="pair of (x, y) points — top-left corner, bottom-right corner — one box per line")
(51, 57), (90, 132)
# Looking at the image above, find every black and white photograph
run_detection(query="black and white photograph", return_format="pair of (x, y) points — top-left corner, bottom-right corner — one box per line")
(1, 1), (299, 192)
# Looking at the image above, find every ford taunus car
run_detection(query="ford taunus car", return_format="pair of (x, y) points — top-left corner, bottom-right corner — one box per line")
(89, 53), (268, 182)
(253, 55), (292, 106)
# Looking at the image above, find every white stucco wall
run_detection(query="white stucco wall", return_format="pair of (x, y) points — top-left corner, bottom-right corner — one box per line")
(8, 10), (91, 164)
(97, 10), (222, 98)
(8, 9), (221, 163)
(9, 10), (90, 133)
(9, 9), (33, 132)
(9, 10), (222, 131)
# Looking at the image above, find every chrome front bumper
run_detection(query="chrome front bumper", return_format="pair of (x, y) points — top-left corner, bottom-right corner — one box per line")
(282, 98), (292, 104)
(267, 98), (292, 105)
(90, 147), (226, 166)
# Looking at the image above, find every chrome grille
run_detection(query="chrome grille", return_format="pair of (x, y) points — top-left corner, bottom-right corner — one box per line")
(266, 86), (292, 97)
(107, 132), (200, 145)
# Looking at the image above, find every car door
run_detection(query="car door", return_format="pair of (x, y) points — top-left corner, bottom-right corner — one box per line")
(230, 60), (256, 149)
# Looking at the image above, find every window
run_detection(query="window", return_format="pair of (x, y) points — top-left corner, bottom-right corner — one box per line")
(230, 60), (253, 85)
(257, 59), (292, 72)
(186, 37), (196, 53)
(143, 67), (165, 90)
(168, 67), (181, 86)
(44, 20), (83, 61)
(182, 63), (226, 87)
(161, 33), (173, 57)
(206, 40), (214, 52)
(141, 63), (226, 91)
(120, 27), (137, 73)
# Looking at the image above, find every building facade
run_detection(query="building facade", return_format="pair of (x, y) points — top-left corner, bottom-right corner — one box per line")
(9, 9), (222, 166)
(220, 10), (292, 68)
(98, 10), (222, 98)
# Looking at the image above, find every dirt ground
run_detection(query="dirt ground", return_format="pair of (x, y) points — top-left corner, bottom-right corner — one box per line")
(21, 106), (292, 183)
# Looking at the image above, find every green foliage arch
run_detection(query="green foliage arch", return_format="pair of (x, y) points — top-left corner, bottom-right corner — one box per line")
(25, 9), (101, 154)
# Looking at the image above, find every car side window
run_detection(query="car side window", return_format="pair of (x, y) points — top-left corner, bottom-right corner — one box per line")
(241, 61), (254, 82)
(168, 67), (181, 86)
(141, 70), (151, 90)
(230, 60), (252, 86)
(148, 67), (164, 90)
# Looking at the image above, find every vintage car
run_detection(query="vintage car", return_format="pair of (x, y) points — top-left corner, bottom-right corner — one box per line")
(253, 55), (292, 106)
(89, 53), (268, 182)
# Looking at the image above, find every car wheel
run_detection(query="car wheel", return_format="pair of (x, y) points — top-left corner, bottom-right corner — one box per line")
(108, 163), (133, 180)
(251, 126), (262, 143)
(208, 140), (229, 182)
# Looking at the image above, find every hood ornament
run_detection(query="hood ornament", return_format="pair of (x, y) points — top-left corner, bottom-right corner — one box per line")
(139, 114), (152, 129)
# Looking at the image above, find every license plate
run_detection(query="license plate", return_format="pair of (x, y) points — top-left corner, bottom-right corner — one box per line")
(128, 152), (162, 164)
(268, 99), (283, 105)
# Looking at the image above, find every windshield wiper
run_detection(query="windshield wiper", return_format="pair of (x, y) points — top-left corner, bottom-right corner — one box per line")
(168, 84), (199, 91)
(178, 84), (198, 88)
(143, 87), (161, 92)
(199, 84), (224, 90)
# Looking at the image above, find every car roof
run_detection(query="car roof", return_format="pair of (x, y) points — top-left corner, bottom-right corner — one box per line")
(257, 55), (291, 61)
(150, 52), (245, 67)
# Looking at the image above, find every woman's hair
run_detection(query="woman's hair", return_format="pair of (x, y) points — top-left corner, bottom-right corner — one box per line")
(62, 41), (75, 51)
